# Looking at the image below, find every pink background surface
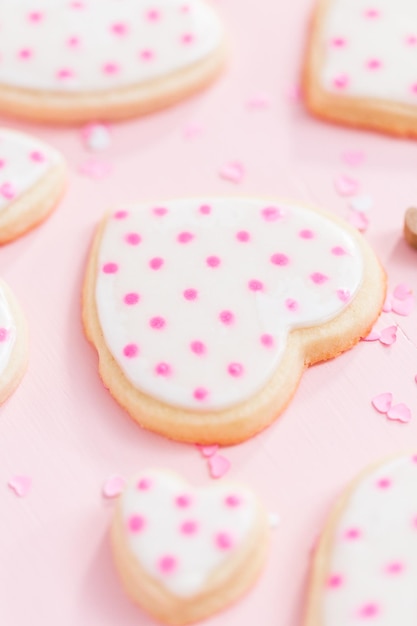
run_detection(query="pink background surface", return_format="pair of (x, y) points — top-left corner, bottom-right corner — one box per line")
(1, 0), (417, 624)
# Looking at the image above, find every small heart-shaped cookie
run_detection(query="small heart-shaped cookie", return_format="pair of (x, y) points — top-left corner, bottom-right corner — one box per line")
(0, 128), (66, 244)
(111, 469), (269, 624)
(305, 454), (417, 624)
(0, 278), (29, 405)
(305, 0), (417, 137)
(83, 197), (386, 444)
(0, 0), (226, 123)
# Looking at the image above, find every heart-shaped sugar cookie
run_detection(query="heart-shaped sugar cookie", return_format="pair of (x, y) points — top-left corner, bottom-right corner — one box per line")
(111, 469), (269, 624)
(0, 278), (29, 405)
(0, 128), (66, 244)
(0, 0), (225, 123)
(305, 0), (417, 137)
(83, 197), (386, 444)
(305, 454), (417, 625)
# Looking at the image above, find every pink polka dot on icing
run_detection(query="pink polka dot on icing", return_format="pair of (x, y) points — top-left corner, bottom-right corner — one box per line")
(271, 253), (289, 266)
(111, 22), (129, 36)
(149, 257), (164, 270)
(124, 292), (140, 305)
(18, 48), (33, 60)
(181, 33), (194, 44)
(158, 555), (177, 574)
(137, 478), (152, 490)
(385, 561), (404, 575)
(190, 340), (206, 355)
(333, 74), (349, 90)
(364, 8), (380, 18)
(0, 328), (8, 342)
(376, 477), (391, 489)
(194, 387), (208, 402)
(176, 494), (192, 508)
(183, 288), (197, 301)
(150, 316), (166, 330)
(310, 272), (329, 285)
(327, 574), (344, 589)
(345, 527), (362, 540)
(206, 256), (220, 268)
(123, 343), (139, 358)
(366, 58), (382, 70)
(331, 246), (347, 256)
(57, 68), (75, 81)
(67, 36), (80, 48)
(177, 232), (194, 244)
(248, 279), (263, 292)
(103, 62), (120, 75)
(225, 495), (241, 507)
(0, 160), (5, 169)
(357, 603), (380, 619)
(219, 310), (234, 325)
(406, 35), (417, 46)
(128, 514), (145, 533)
(140, 49), (154, 61)
(331, 37), (347, 48)
(146, 9), (161, 21)
(199, 204), (211, 215)
(30, 151), (45, 162)
(180, 520), (198, 535)
(153, 207), (168, 216)
(28, 11), (43, 22)
(215, 532), (233, 550)
(155, 362), (171, 376)
(114, 210), (128, 219)
(261, 206), (283, 221)
(236, 230), (250, 242)
(337, 289), (350, 303)
(102, 262), (118, 274)
(125, 232), (141, 245)
(299, 229), (315, 239)
(261, 334), (274, 348)
(228, 363), (244, 377)
(285, 298), (299, 312)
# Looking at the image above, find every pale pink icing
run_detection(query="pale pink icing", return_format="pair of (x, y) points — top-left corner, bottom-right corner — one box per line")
(0, 284), (16, 377)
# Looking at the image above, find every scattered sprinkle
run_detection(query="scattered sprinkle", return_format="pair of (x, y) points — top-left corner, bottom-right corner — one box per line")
(362, 329), (380, 342)
(382, 295), (392, 313)
(372, 392), (393, 414)
(102, 475), (125, 498)
(379, 325), (397, 346)
(8, 475), (32, 497)
(219, 161), (245, 184)
(387, 403), (412, 424)
(285, 85), (302, 102)
(347, 209), (369, 232)
(78, 158), (113, 180)
(334, 174), (359, 197)
(208, 454), (231, 479)
(392, 295), (414, 317)
(196, 444), (219, 458)
(393, 283), (412, 301)
(81, 123), (112, 152)
(341, 150), (365, 167)
(183, 122), (203, 140)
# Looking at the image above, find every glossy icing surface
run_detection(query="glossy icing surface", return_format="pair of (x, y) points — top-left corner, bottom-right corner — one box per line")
(320, 0), (417, 104)
(95, 198), (363, 410)
(323, 455), (417, 623)
(121, 469), (258, 596)
(0, 285), (16, 377)
(0, 0), (223, 93)
(0, 129), (59, 213)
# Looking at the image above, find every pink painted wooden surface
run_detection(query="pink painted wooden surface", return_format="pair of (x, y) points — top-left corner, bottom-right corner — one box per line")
(0, 0), (416, 624)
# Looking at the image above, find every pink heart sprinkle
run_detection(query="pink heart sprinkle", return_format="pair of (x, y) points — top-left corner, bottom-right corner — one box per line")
(387, 403), (412, 424)
(196, 444), (219, 458)
(393, 283), (412, 301)
(379, 325), (397, 346)
(208, 454), (231, 479)
(392, 295), (414, 317)
(334, 174), (359, 196)
(341, 150), (365, 167)
(362, 329), (380, 342)
(78, 159), (113, 180)
(348, 210), (369, 232)
(8, 475), (32, 497)
(102, 475), (125, 498)
(372, 392), (393, 414)
(219, 161), (245, 184)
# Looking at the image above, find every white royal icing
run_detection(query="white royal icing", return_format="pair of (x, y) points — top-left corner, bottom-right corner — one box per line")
(0, 129), (60, 213)
(320, 0), (417, 104)
(121, 469), (258, 597)
(0, 285), (17, 377)
(323, 455), (417, 623)
(95, 198), (364, 411)
(0, 0), (223, 93)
